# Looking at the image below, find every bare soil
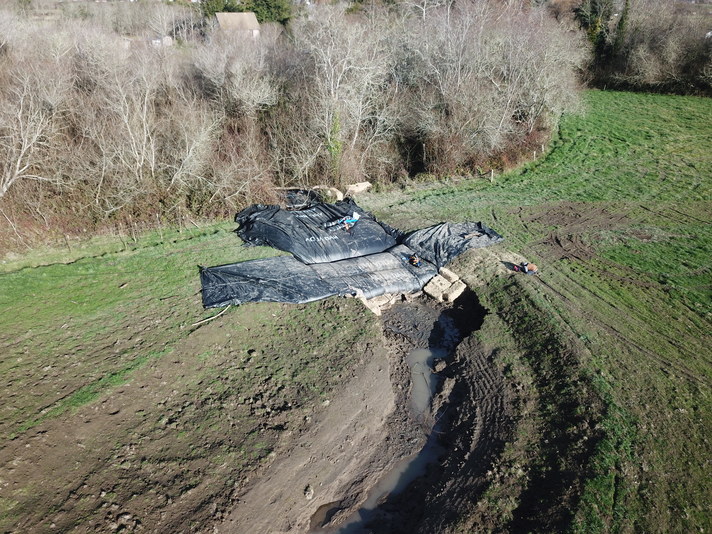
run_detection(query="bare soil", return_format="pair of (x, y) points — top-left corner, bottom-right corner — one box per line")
(0, 285), (515, 534)
(211, 292), (512, 534)
(1, 245), (603, 534)
(357, 294), (513, 534)
(524, 201), (628, 262)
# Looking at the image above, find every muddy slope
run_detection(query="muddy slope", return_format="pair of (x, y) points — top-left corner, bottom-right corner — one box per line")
(356, 291), (512, 534)
(365, 334), (511, 534)
(212, 291), (513, 534)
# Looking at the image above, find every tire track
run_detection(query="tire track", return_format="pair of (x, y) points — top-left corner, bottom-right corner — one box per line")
(537, 276), (710, 387)
(361, 298), (512, 534)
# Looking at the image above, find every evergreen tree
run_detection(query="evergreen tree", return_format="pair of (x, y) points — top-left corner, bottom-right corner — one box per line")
(201, 0), (239, 19)
(575, 0), (614, 62)
(242, 0), (292, 24)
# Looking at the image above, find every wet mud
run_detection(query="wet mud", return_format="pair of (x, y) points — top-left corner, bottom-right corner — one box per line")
(303, 290), (513, 534)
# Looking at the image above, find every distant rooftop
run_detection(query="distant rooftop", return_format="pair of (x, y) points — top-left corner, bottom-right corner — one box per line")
(215, 12), (260, 32)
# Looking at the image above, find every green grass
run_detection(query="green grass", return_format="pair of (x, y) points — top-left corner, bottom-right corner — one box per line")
(0, 218), (380, 531)
(0, 223), (284, 440)
(0, 89), (709, 532)
(365, 90), (712, 533)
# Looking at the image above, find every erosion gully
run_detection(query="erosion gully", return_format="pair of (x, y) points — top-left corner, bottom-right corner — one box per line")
(310, 291), (486, 533)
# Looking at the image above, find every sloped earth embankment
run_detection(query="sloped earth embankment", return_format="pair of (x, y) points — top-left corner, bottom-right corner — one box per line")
(352, 292), (514, 534)
(214, 270), (606, 533)
(213, 290), (515, 534)
(0, 257), (604, 533)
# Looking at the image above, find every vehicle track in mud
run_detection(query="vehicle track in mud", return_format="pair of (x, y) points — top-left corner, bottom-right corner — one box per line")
(538, 275), (710, 387)
(365, 332), (512, 534)
(349, 290), (511, 534)
(513, 202), (710, 387)
(214, 291), (513, 534)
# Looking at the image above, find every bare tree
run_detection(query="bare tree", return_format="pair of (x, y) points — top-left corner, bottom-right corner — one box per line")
(0, 26), (74, 199)
(161, 95), (222, 197)
(191, 33), (278, 117)
(281, 6), (400, 184)
(402, 0), (452, 22)
(396, 0), (585, 171)
(607, 0), (711, 91)
(0, 75), (55, 198)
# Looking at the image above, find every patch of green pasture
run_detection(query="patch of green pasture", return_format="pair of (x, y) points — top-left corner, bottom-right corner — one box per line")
(0, 225), (264, 335)
(544, 257), (710, 532)
(363, 89), (712, 533)
(0, 222), (282, 438)
(0, 222), (237, 273)
(596, 204), (711, 312)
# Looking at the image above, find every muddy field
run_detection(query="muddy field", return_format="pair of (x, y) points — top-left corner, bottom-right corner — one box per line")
(3, 90), (710, 534)
(0, 240), (603, 534)
(0, 210), (614, 534)
(0, 279), (515, 534)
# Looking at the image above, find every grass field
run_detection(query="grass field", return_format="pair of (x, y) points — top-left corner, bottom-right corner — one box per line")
(366, 90), (712, 532)
(0, 89), (710, 532)
(0, 226), (381, 531)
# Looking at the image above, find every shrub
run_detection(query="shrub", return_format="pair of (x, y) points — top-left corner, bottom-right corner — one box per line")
(0, 1), (586, 246)
(581, 0), (712, 94)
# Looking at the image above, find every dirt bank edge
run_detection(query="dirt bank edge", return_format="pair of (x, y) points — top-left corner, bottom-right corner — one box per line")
(211, 253), (609, 534)
(454, 273), (607, 533)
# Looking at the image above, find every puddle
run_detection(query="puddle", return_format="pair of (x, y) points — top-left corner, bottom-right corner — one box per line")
(312, 347), (446, 534)
(310, 501), (344, 531)
(325, 434), (445, 533)
(406, 347), (444, 418)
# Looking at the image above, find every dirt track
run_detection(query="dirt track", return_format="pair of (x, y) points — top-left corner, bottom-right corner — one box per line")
(353, 294), (513, 534)
(211, 292), (512, 533)
(216, 338), (402, 533)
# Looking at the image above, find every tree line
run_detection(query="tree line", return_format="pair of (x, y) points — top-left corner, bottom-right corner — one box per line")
(0, 0), (587, 244)
(572, 0), (712, 93)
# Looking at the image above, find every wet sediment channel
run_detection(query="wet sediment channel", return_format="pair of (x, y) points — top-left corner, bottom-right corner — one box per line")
(311, 290), (494, 533)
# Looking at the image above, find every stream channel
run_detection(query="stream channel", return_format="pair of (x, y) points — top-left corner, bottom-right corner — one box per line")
(310, 293), (486, 533)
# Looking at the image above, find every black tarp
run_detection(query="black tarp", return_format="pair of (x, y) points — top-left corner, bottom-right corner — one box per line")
(402, 222), (504, 269)
(235, 199), (399, 264)
(200, 245), (438, 308)
(200, 200), (504, 309)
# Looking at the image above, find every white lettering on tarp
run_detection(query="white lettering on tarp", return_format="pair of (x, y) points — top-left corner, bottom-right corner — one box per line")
(305, 235), (339, 242)
(294, 207), (328, 219)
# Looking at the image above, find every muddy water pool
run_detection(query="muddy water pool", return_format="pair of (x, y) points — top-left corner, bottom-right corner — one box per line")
(312, 347), (447, 534)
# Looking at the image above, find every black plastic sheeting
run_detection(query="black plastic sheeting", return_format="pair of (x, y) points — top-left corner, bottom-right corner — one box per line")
(200, 245), (438, 308)
(402, 222), (503, 269)
(235, 199), (399, 264)
(200, 200), (504, 309)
